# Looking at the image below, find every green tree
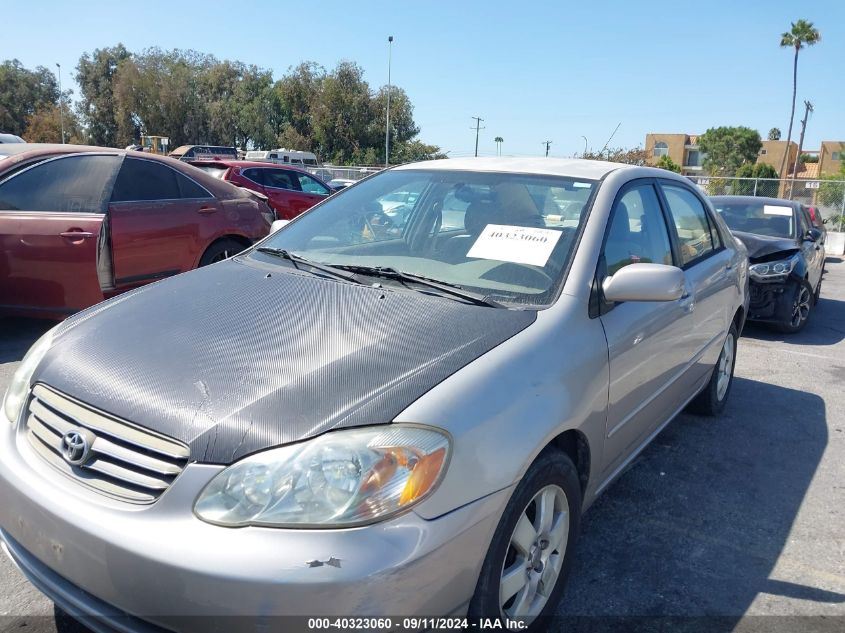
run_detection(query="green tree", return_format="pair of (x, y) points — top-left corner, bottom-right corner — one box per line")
(274, 62), (325, 145)
(698, 126), (762, 175)
(768, 127), (781, 141)
(311, 61), (375, 163)
(734, 162), (780, 195)
(390, 139), (447, 164)
(655, 154), (681, 173)
(0, 59), (59, 136)
(779, 20), (821, 178)
(24, 103), (83, 144)
(75, 44), (132, 146)
(371, 86), (419, 161)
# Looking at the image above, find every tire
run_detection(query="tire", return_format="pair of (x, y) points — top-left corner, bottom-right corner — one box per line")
(468, 449), (582, 630)
(776, 280), (813, 333)
(813, 270), (823, 305)
(688, 322), (737, 416)
(199, 238), (246, 267)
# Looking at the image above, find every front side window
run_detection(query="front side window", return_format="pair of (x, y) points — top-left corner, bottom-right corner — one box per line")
(296, 173), (329, 195)
(0, 154), (120, 212)
(713, 200), (795, 240)
(661, 184), (716, 266)
(257, 169), (597, 307)
(603, 184), (673, 276)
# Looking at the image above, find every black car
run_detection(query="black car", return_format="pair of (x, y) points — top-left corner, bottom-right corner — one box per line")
(711, 196), (825, 333)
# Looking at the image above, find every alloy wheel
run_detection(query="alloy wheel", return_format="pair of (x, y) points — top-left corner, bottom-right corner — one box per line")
(499, 485), (569, 623)
(211, 249), (232, 263)
(791, 285), (811, 328)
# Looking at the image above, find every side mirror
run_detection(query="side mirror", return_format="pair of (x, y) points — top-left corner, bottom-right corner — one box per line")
(602, 263), (686, 303)
(270, 219), (290, 233)
(806, 228), (822, 242)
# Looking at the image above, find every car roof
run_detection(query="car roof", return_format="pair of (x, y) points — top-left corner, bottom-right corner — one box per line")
(710, 195), (799, 208)
(391, 157), (637, 180)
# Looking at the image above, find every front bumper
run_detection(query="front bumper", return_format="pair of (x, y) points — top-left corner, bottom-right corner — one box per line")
(0, 412), (509, 632)
(747, 278), (795, 323)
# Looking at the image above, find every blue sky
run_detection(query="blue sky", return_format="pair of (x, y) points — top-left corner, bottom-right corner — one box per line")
(3, 0), (843, 158)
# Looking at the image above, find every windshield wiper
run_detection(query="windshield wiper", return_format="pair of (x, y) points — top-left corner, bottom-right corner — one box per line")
(332, 264), (506, 308)
(255, 247), (362, 284)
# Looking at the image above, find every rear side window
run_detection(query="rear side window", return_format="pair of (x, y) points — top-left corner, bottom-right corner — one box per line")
(111, 158), (209, 201)
(0, 154), (120, 213)
(661, 184), (717, 267)
(265, 169), (299, 191)
(603, 184), (673, 275)
(112, 158), (178, 201)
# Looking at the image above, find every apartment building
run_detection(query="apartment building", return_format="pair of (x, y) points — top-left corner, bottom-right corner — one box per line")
(645, 133), (843, 178)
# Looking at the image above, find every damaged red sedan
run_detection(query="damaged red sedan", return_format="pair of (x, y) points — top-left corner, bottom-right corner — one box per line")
(0, 144), (274, 319)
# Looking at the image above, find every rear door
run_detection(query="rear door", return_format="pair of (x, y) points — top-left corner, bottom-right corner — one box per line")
(0, 153), (121, 315)
(108, 157), (219, 288)
(658, 181), (733, 381)
(261, 168), (308, 220)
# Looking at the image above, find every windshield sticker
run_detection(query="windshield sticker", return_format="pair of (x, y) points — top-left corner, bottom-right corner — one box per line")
(466, 224), (563, 267)
(573, 182), (592, 188)
(763, 205), (793, 216)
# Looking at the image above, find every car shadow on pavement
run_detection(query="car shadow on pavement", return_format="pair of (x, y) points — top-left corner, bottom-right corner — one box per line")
(556, 377), (838, 629)
(741, 296), (845, 347)
(0, 318), (55, 365)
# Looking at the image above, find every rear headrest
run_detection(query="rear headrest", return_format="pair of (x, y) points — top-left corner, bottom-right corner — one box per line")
(464, 201), (492, 235)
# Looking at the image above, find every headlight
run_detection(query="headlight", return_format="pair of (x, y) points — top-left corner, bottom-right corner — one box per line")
(3, 328), (55, 424)
(194, 425), (450, 528)
(749, 256), (797, 281)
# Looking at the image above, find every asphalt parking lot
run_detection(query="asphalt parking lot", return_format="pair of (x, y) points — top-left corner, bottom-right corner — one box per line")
(1, 260), (844, 633)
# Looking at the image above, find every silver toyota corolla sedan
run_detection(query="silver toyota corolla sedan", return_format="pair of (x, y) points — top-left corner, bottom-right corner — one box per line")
(1, 158), (748, 631)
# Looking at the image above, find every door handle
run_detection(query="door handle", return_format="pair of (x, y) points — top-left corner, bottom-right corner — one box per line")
(725, 263), (733, 271)
(197, 206), (217, 214)
(678, 292), (695, 312)
(60, 231), (94, 239)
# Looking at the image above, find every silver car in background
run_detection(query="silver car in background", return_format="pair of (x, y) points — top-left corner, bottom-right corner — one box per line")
(1, 158), (748, 631)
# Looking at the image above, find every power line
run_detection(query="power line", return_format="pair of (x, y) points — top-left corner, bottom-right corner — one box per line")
(470, 116), (485, 157)
(542, 140), (552, 157)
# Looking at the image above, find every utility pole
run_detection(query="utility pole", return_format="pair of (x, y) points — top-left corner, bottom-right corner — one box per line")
(542, 141), (552, 157)
(385, 36), (394, 167)
(55, 63), (66, 144)
(788, 99), (813, 199)
(581, 136), (588, 156)
(471, 116), (485, 157)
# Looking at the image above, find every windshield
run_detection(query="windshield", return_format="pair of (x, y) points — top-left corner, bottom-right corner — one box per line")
(255, 169), (597, 307)
(713, 201), (795, 239)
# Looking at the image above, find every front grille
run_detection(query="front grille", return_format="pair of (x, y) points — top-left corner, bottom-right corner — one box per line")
(24, 384), (190, 504)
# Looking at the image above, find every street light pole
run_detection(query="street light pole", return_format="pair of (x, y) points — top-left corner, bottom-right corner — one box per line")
(56, 63), (66, 144)
(385, 36), (393, 167)
(581, 136), (588, 156)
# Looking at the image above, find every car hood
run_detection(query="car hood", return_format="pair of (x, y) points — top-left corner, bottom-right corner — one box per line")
(732, 231), (799, 261)
(36, 257), (535, 463)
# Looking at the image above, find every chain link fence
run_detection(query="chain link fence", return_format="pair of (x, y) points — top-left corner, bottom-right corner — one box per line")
(686, 176), (845, 232)
(307, 166), (384, 183)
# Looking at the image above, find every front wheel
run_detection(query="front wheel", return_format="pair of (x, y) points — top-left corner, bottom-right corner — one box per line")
(688, 322), (737, 416)
(777, 280), (813, 333)
(468, 450), (581, 630)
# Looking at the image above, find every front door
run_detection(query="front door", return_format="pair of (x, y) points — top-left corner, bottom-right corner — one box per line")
(0, 153), (120, 316)
(598, 181), (696, 478)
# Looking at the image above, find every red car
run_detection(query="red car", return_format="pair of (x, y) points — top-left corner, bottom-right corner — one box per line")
(189, 159), (332, 220)
(0, 144), (274, 319)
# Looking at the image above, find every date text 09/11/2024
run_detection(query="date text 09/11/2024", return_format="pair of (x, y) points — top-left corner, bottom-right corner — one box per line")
(307, 617), (528, 630)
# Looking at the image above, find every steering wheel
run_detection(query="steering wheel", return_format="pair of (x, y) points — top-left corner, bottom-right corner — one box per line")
(360, 210), (396, 240)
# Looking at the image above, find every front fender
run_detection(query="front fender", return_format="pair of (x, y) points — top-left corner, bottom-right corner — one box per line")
(402, 295), (609, 520)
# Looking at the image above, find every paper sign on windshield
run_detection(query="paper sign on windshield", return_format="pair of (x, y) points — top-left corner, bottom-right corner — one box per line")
(763, 205), (793, 216)
(467, 224), (563, 267)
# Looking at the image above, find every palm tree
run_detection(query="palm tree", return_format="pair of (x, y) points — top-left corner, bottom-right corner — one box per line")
(494, 136), (503, 156)
(778, 20), (821, 180)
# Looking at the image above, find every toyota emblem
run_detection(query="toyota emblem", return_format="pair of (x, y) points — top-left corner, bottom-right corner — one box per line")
(61, 430), (91, 466)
